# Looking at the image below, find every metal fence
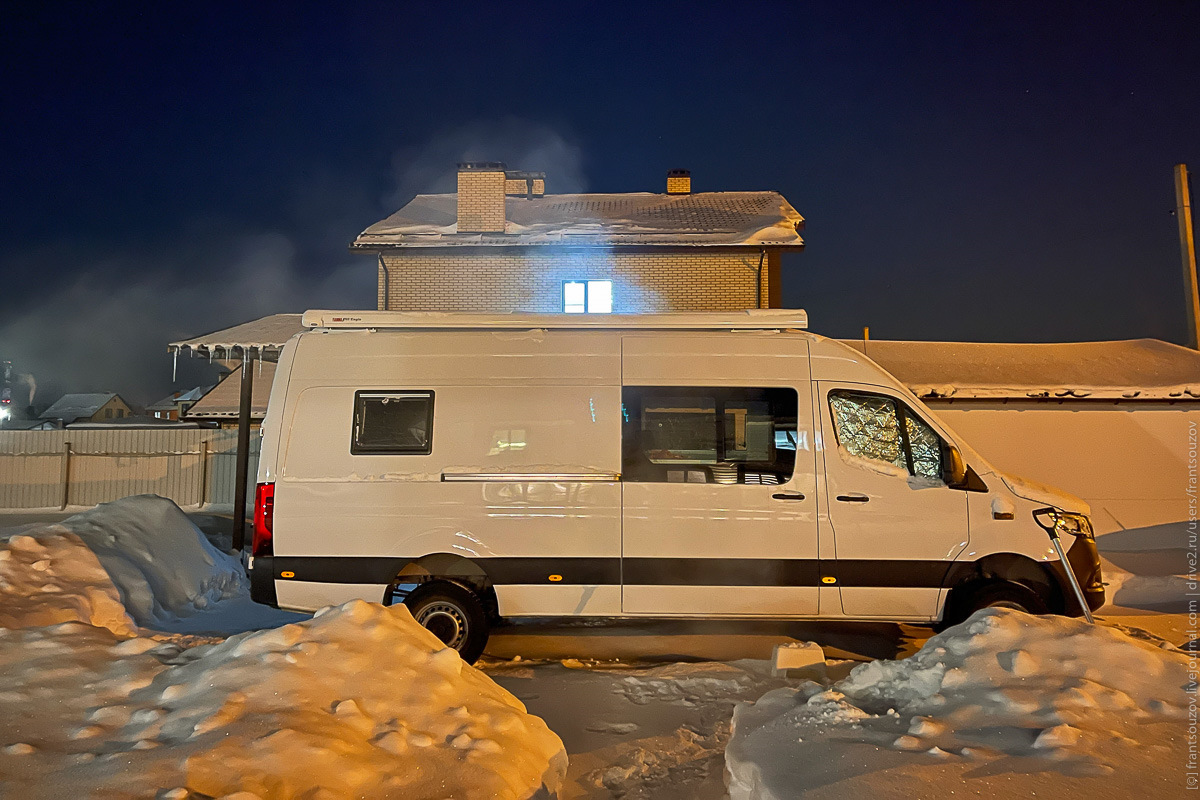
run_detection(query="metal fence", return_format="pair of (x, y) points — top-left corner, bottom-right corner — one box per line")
(0, 429), (259, 509)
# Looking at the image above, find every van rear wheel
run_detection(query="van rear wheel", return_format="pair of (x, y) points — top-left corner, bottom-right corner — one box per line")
(939, 580), (1049, 630)
(400, 582), (490, 665)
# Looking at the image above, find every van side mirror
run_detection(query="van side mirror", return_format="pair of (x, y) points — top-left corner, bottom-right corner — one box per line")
(944, 445), (968, 487)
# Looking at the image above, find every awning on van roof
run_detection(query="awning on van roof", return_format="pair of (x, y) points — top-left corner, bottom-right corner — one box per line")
(168, 313), (304, 359)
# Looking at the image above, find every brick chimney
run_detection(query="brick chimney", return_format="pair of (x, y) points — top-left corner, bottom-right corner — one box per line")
(666, 168), (691, 195)
(457, 162), (507, 232)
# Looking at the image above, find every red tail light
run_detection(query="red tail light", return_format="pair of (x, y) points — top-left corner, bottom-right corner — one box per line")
(253, 482), (275, 557)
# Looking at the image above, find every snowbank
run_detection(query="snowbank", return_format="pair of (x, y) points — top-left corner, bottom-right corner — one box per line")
(726, 609), (1190, 799)
(0, 532), (136, 636)
(50, 494), (245, 626)
(0, 497), (566, 798)
(0, 602), (567, 799)
(0, 495), (244, 630)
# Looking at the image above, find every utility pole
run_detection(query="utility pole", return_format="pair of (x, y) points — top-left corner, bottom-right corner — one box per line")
(1175, 164), (1200, 349)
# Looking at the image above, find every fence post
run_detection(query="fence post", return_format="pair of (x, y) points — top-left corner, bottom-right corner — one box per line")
(197, 439), (209, 508)
(59, 440), (71, 510)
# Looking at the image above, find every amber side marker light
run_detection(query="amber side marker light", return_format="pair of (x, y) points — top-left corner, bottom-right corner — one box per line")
(548, 574), (563, 582)
(280, 571), (295, 579)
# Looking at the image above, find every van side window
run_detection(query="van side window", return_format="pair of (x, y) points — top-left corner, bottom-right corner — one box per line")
(828, 391), (943, 480)
(622, 387), (797, 484)
(352, 390), (434, 455)
(905, 412), (943, 479)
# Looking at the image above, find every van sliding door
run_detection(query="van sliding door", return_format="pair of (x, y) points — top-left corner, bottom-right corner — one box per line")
(620, 334), (820, 616)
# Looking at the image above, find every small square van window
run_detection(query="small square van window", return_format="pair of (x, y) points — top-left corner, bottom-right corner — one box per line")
(622, 387), (797, 484)
(828, 390), (944, 479)
(352, 391), (434, 455)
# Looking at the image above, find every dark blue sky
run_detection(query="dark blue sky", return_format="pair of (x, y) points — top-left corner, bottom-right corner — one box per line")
(1, 1), (1198, 404)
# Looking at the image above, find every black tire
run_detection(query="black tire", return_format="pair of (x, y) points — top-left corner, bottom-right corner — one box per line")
(401, 581), (490, 665)
(939, 580), (1050, 631)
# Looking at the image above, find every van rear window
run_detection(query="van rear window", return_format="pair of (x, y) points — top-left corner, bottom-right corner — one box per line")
(352, 390), (434, 455)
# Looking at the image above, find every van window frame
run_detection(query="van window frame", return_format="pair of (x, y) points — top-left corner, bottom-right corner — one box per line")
(826, 388), (947, 481)
(351, 389), (435, 456)
(621, 385), (798, 485)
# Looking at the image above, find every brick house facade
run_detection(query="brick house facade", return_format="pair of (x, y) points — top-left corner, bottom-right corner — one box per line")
(353, 164), (803, 313)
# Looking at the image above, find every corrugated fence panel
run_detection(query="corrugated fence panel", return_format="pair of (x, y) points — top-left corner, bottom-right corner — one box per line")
(0, 429), (257, 509)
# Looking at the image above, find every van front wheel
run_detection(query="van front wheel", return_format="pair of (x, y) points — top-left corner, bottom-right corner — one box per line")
(401, 582), (490, 664)
(939, 580), (1049, 631)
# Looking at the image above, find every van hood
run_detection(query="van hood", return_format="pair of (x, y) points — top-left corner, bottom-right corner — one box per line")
(996, 472), (1091, 515)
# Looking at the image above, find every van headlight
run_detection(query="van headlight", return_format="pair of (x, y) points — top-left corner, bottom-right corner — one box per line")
(1050, 511), (1094, 539)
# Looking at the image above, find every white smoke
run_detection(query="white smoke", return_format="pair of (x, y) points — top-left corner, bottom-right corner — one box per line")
(386, 117), (587, 207)
(0, 233), (375, 407)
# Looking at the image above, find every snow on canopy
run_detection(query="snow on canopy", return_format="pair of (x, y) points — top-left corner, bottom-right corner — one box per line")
(844, 337), (1200, 400)
(168, 313), (303, 357)
(352, 191), (806, 248)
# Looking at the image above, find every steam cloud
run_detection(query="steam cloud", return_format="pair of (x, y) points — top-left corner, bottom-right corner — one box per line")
(0, 117), (587, 410)
(0, 234), (374, 408)
(386, 117), (587, 207)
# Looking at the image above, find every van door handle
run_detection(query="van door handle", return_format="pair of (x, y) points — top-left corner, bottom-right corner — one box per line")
(771, 492), (806, 501)
(836, 493), (870, 503)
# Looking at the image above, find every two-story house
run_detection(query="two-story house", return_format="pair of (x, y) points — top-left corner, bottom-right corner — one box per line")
(351, 164), (805, 314)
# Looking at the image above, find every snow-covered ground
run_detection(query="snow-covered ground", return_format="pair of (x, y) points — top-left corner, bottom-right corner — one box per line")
(1, 497), (1192, 799)
(0, 496), (566, 799)
(726, 609), (1189, 799)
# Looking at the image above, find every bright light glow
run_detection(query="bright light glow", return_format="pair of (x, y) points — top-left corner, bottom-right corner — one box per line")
(0, 406), (9, 422)
(563, 281), (586, 313)
(587, 280), (612, 313)
(562, 280), (613, 313)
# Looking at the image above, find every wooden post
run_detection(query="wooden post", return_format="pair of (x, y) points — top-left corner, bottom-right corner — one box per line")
(59, 440), (71, 510)
(1175, 164), (1200, 349)
(232, 360), (255, 552)
(197, 438), (209, 508)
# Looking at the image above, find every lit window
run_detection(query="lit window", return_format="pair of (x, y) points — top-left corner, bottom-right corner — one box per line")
(562, 280), (613, 313)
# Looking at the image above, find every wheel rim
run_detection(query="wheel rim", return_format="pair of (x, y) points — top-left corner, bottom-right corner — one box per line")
(415, 602), (468, 650)
(986, 599), (1028, 611)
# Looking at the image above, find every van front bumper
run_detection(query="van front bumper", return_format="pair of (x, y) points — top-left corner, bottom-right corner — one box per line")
(248, 555), (279, 607)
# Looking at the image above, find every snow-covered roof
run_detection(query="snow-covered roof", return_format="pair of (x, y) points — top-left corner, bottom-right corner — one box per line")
(168, 314), (302, 357)
(185, 362), (276, 418)
(846, 338), (1200, 401)
(39, 393), (121, 423)
(145, 385), (211, 411)
(352, 192), (805, 249)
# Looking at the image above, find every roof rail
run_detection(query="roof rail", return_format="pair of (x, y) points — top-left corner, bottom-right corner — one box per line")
(301, 309), (808, 331)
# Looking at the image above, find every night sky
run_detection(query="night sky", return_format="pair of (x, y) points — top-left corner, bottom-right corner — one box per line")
(2, 1), (1198, 407)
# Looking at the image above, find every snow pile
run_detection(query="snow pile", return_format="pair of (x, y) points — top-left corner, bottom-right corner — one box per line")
(0, 532), (136, 636)
(0, 496), (244, 631)
(0, 601), (567, 799)
(726, 609), (1190, 799)
(49, 494), (245, 626)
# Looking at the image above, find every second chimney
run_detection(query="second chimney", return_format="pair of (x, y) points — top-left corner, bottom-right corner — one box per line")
(457, 162), (507, 233)
(666, 168), (691, 195)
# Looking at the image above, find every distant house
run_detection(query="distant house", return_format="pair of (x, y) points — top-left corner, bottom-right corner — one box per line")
(39, 393), (133, 425)
(146, 385), (213, 421)
(351, 164), (805, 314)
(185, 362), (275, 429)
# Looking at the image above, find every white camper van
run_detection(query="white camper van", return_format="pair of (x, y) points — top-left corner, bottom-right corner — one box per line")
(250, 310), (1103, 663)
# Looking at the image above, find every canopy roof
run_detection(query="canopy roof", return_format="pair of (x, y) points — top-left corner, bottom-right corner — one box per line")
(168, 314), (303, 359)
